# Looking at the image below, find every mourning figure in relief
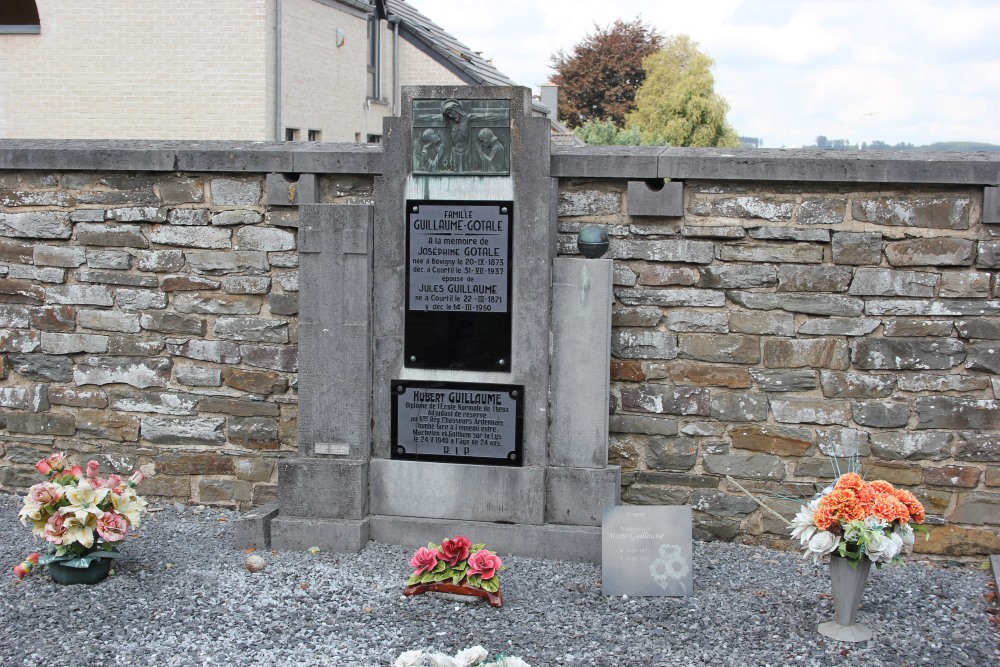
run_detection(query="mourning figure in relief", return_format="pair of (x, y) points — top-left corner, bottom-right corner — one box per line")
(416, 128), (445, 173)
(476, 128), (507, 173)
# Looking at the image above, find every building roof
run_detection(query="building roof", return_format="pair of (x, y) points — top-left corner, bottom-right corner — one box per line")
(383, 0), (583, 145)
(386, 0), (519, 87)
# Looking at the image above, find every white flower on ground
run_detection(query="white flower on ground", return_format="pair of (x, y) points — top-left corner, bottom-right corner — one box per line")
(789, 498), (820, 546)
(495, 658), (531, 667)
(394, 651), (426, 667)
(455, 647), (488, 666)
(805, 530), (840, 563)
(426, 654), (459, 667)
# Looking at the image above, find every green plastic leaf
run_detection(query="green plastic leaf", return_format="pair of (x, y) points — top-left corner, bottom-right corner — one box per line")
(465, 574), (482, 589)
(407, 573), (422, 586)
(480, 577), (499, 594)
(471, 544), (486, 553)
(69, 555), (95, 569)
(37, 553), (61, 566)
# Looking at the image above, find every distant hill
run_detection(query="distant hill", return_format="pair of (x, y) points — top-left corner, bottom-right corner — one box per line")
(922, 142), (1000, 152)
(809, 136), (1000, 152)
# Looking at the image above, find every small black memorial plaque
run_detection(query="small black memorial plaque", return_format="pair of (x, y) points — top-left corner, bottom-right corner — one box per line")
(391, 380), (523, 466)
(404, 200), (513, 371)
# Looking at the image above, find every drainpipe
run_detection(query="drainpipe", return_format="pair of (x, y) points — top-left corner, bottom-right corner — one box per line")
(274, 0), (283, 140)
(388, 14), (400, 115)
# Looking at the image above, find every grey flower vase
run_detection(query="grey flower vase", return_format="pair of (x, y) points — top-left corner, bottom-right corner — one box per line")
(818, 554), (873, 642)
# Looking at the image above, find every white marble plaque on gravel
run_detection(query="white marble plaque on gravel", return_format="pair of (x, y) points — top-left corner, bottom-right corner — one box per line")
(601, 506), (693, 596)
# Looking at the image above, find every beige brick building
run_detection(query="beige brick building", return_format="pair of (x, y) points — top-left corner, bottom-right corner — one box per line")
(0, 0), (518, 141)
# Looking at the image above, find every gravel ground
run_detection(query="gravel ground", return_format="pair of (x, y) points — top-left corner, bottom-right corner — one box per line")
(0, 491), (996, 667)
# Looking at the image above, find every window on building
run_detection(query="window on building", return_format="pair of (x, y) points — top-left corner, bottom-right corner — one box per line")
(367, 12), (380, 99)
(308, 130), (321, 142)
(366, 134), (382, 144)
(285, 128), (300, 141)
(0, 0), (41, 33)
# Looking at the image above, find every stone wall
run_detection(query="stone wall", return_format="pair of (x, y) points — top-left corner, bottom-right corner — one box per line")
(1, 140), (998, 558)
(0, 145), (376, 509)
(555, 173), (1000, 558)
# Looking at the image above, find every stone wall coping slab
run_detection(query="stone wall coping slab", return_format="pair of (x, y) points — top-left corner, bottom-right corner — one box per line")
(551, 146), (1000, 185)
(4, 141), (998, 185)
(0, 140), (382, 174)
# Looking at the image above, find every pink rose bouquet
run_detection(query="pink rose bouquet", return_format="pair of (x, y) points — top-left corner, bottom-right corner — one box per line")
(406, 535), (505, 594)
(15, 452), (149, 578)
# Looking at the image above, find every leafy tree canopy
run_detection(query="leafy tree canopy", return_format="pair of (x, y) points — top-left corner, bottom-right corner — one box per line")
(574, 118), (669, 146)
(550, 18), (663, 129)
(626, 35), (739, 148)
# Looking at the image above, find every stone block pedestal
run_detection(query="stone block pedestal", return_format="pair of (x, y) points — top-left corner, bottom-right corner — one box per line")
(241, 86), (622, 565)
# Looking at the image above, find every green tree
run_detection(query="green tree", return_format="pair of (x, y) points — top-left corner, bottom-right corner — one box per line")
(550, 18), (663, 128)
(575, 119), (642, 145)
(575, 118), (672, 146)
(626, 36), (739, 148)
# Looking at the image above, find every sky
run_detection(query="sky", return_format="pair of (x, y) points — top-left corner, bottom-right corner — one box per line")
(408, 0), (1000, 148)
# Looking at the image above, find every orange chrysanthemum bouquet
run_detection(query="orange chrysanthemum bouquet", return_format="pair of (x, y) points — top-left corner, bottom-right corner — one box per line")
(790, 472), (927, 565)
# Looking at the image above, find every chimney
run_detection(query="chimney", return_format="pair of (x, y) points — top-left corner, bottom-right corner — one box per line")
(540, 84), (558, 124)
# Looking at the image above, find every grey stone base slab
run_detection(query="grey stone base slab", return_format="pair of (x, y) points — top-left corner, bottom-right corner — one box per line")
(369, 515), (602, 563)
(817, 620), (873, 643)
(232, 501), (279, 549)
(545, 466), (621, 526)
(370, 459), (544, 524)
(985, 187), (999, 224)
(278, 458), (368, 519)
(270, 515), (370, 553)
(549, 258), (612, 468)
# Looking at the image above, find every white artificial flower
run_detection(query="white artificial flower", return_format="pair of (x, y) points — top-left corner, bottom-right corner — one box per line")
(394, 650), (426, 667)
(895, 523), (915, 547)
(865, 529), (892, 563)
(864, 515), (888, 531)
(455, 647), (488, 667)
(885, 532), (904, 562)
(426, 654), (459, 667)
(843, 520), (865, 545)
(805, 530), (840, 563)
(789, 498), (820, 546)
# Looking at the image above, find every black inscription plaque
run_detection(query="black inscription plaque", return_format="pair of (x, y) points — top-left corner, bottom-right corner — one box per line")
(391, 380), (523, 466)
(404, 199), (513, 371)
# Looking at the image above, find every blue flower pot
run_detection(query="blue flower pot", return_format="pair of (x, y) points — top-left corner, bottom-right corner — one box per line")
(47, 558), (112, 585)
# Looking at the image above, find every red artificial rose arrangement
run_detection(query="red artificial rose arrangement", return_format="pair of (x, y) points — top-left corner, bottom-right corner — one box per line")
(406, 535), (504, 593)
